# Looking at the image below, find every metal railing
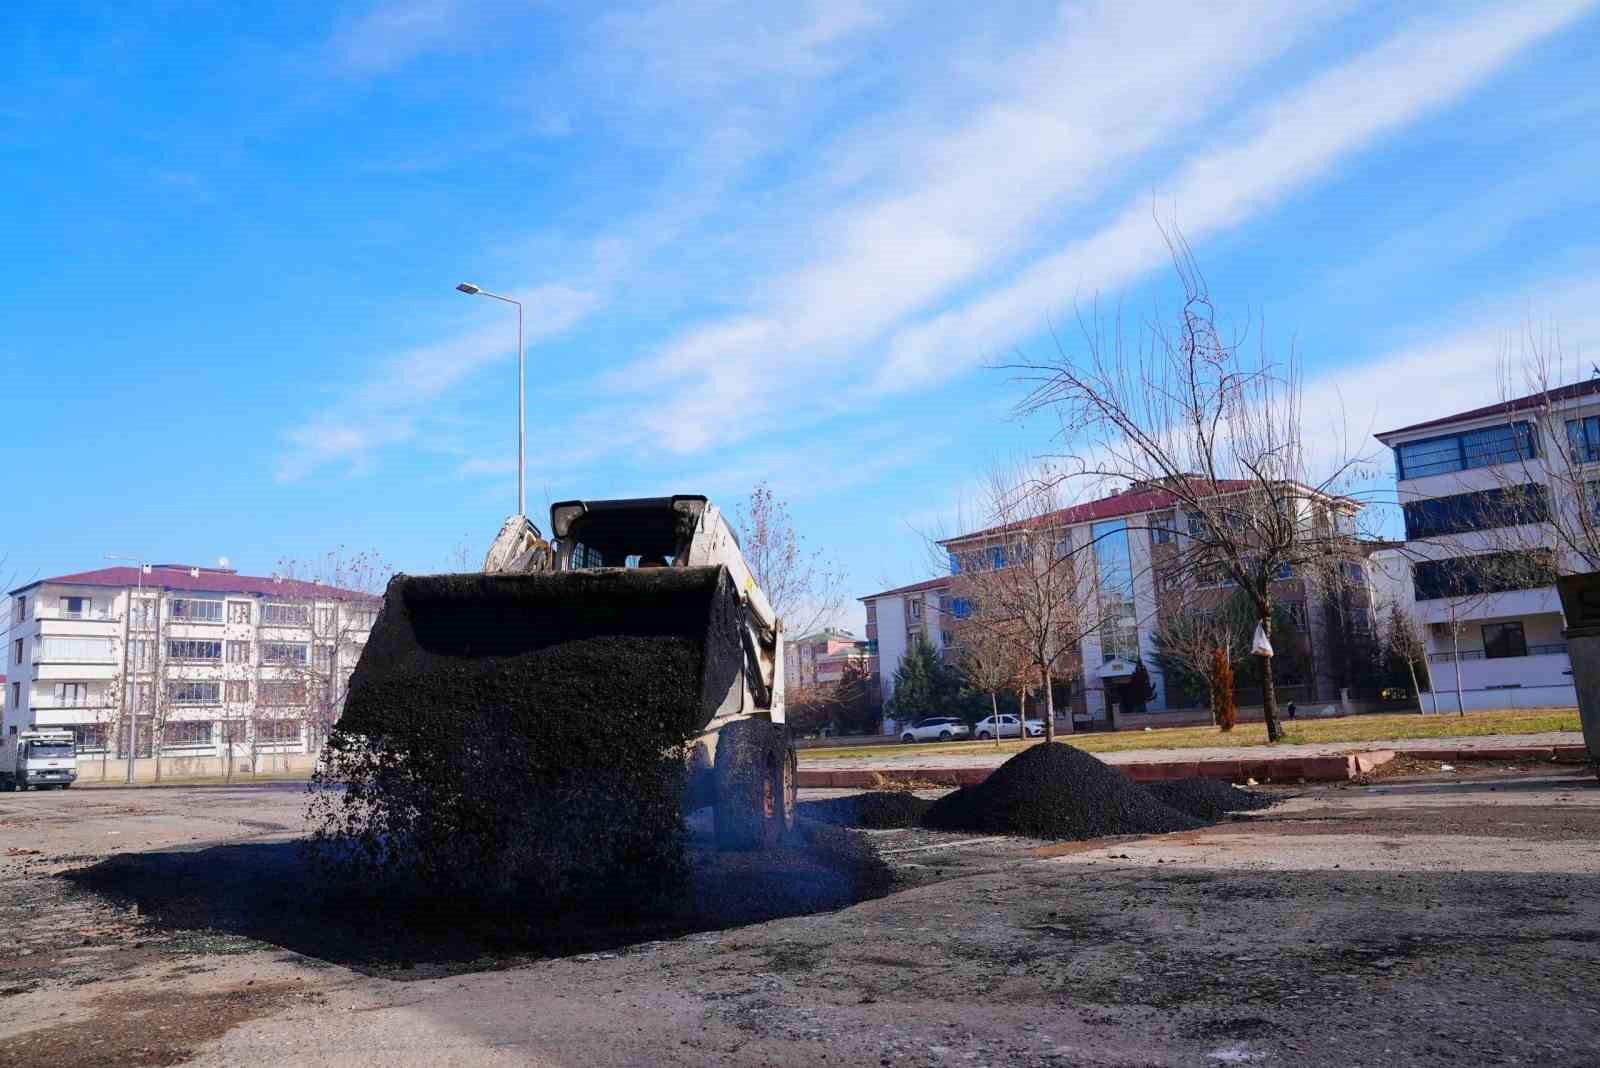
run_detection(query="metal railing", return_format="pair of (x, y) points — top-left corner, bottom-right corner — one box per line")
(1429, 642), (1567, 663)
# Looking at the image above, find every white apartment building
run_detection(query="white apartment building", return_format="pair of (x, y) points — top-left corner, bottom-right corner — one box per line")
(5, 564), (378, 780)
(1375, 384), (1595, 711)
(859, 577), (951, 709)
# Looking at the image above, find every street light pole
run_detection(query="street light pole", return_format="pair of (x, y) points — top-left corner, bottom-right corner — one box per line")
(456, 283), (526, 517)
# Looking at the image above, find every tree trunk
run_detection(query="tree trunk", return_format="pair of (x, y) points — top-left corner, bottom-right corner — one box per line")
(1017, 688), (1027, 745)
(1043, 665), (1056, 743)
(1450, 621), (1465, 716)
(1259, 614), (1281, 743)
(989, 691), (1000, 750)
(1405, 657), (1426, 715)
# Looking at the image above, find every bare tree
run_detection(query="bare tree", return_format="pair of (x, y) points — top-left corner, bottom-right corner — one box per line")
(734, 483), (847, 639)
(273, 549), (390, 758)
(952, 609), (1024, 750)
(1149, 593), (1247, 726)
(1009, 233), (1374, 742)
(942, 465), (1090, 742)
(1377, 597), (1433, 714)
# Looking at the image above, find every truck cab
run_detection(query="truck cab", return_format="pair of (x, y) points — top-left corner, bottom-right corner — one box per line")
(2, 729), (79, 791)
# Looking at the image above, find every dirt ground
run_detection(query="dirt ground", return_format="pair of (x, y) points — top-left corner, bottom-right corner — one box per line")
(2, 772), (1599, 1066)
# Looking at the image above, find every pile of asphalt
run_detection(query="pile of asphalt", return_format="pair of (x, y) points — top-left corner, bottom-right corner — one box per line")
(1144, 777), (1275, 821)
(799, 791), (933, 829)
(923, 743), (1202, 840)
(314, 567), (747, 915)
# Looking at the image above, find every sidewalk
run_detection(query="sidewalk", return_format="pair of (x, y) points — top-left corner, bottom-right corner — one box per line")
(799, 731), (1586, 770)
(796, 731), (1591, 787)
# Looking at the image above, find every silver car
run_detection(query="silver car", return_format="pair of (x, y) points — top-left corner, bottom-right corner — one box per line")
(973, 714), (1045, 740)
(899, 717), (972, 743)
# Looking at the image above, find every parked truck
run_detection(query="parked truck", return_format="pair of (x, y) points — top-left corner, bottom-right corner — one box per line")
(1, 729), (79, 791)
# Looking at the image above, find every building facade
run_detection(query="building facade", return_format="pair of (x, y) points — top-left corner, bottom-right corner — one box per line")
(783, 627), (874, 693)
(5, 564), (377, 779)
(859, 576), (951, 712)
(865, 480), (1381, 731)
(1374, 384), (1593, 711)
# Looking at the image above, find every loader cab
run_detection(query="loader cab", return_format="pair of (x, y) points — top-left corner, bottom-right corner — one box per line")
(548, 495), (714, 571)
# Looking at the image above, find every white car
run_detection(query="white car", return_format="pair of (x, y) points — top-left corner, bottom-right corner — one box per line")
(972, 714), (1045, 740)
(899, 717), (972, 743)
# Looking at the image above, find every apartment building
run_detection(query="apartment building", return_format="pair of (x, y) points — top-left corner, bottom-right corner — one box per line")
(783, 627), (877, 694)
(858, 576), (952, 709)
(860, 479), (1378, 731)
(5, 564), (378, 779)
(1373, 383), (1595, 711)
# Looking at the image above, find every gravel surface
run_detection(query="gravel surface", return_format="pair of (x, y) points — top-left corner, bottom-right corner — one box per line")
(923, 743), (1202, 839)
(797, 791), (933, 829)
(1143, 777), (1275, 821)
(4, 774), (1599, 1066)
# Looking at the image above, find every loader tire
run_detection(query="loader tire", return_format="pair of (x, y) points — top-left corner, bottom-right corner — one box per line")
(714, 719), (796, 851)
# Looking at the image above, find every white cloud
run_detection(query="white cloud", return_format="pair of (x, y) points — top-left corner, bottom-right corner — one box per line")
(330, 0), (470, 75)
(276, 284), (597, 481)
(603, 0), (1353, 452)
(877, 1), (1598, 393)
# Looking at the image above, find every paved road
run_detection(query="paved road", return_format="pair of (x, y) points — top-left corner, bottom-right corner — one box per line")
(801, 730), (1587, 769)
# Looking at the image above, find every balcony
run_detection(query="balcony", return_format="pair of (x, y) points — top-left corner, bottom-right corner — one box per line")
(1429, 643), (1567, 663)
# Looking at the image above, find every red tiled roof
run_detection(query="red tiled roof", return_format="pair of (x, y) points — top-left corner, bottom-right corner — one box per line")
(938, 480), (1258, 545)
(10, 566), (380, 602)
(859, 575), (952, 603)
(1376, 378), (1600, 439)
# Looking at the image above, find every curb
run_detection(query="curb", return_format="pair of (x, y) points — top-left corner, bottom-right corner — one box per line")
(797, 743), (1588, 790)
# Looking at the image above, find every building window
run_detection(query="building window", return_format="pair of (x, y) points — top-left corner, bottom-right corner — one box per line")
(950, 598), (972, 620)
(1185, 512), (1206, 536)
(131, 598), (158, 628)
(164, 721), (214, 747)
(131, 639), (154, 671)
(11, 638), (20, 666)
(226, 640), (251, 664)
(168, 639), (223, 662)
(1402, 484), (1551, 540)
(1482, 621), (1528, 660)
(12, 596), (25, 622)
(260, 642), (308, 665)
(256, 719), (303, 745)
(53, 682), (91, 707)
(1565, 416), (1600, 463)
(1395, 422), (1537, 480)
(168, 681), (222, 705)
(1281, 602), (1307, 630)
(170, 597), (224, 623)
(1412, 550), (1557, 601)
(262, 603), (309, 627)
(1348, 606), (1371, 630)
(1275, 562), (1295, 580)
(222, 721), (245, 746)
(135, 682), (153, 712)
(313, 644), (334, 670)
(228, 601), (253, 624)
(1150, 514), (1176, 545)
(38, 636), (115, 662)
(350, 606), (378, 631)
(60, 595), (91, 619)
(75, 724), (109, 753)
(9, 682), (18, 711)
(225, 680), (250, 703)
(908, 599), (923, 620)
(258, 681), (307, 706)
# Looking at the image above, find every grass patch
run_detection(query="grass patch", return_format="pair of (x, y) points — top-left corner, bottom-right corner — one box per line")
(798, 707), (1580, 762)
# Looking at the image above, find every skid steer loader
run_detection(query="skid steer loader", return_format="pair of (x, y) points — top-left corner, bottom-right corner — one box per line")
(339, 495), (797, 850)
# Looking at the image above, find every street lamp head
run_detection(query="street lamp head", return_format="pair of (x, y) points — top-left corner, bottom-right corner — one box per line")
(456, 282), (481, 295)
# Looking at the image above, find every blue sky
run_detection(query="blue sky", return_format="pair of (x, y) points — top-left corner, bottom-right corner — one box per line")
(4, 1), (1599, 632)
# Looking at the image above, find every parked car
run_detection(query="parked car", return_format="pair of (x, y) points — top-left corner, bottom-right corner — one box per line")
(899, 716), (971, 743)
(972, 714), (1045, 740)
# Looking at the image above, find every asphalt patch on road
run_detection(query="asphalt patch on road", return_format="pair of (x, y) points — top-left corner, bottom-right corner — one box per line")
(923, 743), (1203, 840)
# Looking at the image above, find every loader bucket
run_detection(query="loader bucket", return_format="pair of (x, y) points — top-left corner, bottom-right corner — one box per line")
(338, 565), (746, 744)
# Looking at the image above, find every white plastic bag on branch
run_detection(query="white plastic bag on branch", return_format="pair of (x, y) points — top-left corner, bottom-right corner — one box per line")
(1251, 622), (1274, 658)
